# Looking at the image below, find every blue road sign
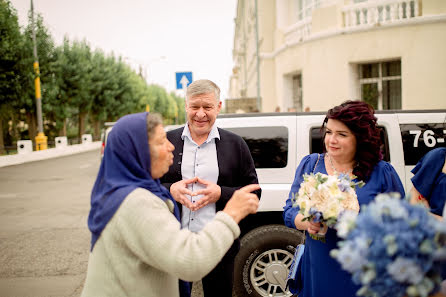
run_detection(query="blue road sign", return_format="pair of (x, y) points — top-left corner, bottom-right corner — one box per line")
(175, 72), (193, 90)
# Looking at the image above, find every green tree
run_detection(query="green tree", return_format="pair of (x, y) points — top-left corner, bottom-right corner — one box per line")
(89, 49), (112, 139)
(102, 57), (139, 121)
(170, 91), (186, 124)
(137, 83), (155, 114)
(54, 38), (93, 138)
(71, 40), (93, 138)
(0, 0), (23, 153)
(18, 11), (56, 142)
(45, 45), (71, 137)
(145, 84), (178, 124)
(2, 0), (185, 150)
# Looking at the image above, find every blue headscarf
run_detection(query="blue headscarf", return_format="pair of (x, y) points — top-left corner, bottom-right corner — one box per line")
(88, 112), (181, 250)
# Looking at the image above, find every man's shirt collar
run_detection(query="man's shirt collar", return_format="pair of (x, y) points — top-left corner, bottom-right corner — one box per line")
(181, 123), (220, 144)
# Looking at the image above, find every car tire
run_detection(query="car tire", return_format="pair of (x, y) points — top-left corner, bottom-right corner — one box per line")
(233, 225), (305, 297)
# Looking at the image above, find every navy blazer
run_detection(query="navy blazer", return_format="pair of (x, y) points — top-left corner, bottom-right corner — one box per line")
(160, 126), (261, 212)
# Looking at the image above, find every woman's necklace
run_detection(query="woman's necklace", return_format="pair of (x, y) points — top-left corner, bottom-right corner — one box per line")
(327, 153), (353, 175)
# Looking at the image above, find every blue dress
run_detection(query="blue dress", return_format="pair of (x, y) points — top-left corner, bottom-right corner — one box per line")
(283, 153), (405, 297)
(411, 147), (446, 216)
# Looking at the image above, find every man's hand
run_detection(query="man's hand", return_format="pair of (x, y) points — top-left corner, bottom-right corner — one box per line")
(170, 177), (198, 210)
(191, 177), (221, 211)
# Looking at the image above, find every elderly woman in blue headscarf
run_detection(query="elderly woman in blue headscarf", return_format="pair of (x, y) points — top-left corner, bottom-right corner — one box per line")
(81, 112), (260, 297)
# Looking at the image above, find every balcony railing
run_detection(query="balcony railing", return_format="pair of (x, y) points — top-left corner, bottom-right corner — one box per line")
(284, 17), (312, 44)
(343, 0), (419, 28)
(284, 0), (420, 45)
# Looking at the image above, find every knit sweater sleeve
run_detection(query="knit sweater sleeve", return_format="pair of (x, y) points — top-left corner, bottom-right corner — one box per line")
(113, 188), (240, 282)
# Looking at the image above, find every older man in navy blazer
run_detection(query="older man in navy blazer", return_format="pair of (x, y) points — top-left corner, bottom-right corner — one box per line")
(161, 79), (260, 297)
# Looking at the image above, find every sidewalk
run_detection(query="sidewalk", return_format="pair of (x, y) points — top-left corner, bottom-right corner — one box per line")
(0, 142), (102, 168)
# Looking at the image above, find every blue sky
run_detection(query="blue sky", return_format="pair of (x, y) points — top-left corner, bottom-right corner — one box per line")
(11, 0), (237, 100)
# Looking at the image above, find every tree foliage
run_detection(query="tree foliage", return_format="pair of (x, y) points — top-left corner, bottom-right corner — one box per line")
(0, 0), (23, 153)
(0, 1), (186, 153)
(19, 12), (57, 140)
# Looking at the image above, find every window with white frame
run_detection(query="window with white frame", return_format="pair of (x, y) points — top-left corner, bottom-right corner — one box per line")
(296, 0), (321, 21)
(359, 60), (402, 110)
(292, 74), (303, 111)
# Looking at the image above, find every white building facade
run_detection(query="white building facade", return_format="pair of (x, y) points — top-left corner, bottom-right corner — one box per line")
(229, 0), (446, 112)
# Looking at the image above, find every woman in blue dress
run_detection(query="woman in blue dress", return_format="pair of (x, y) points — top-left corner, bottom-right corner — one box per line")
(409, 147), (446, 219)
(283, 100), (405, 297)
(409, 147), (446, 283)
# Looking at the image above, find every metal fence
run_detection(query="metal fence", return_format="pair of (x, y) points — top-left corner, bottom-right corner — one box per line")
(1, 137), (86, 156)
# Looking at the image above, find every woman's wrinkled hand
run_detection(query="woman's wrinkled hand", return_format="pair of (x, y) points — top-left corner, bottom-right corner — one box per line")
(223, 184), (260, 224)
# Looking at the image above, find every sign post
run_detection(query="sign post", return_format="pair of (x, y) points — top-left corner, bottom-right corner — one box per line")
(175, 72), (193, 97)
(180, 75), (190, 98)
(175, 72), (193, 123)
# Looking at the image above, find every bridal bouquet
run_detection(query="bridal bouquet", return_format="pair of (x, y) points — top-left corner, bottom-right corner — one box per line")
(292, 172), (363, 241)
(331, 193), (446, 297)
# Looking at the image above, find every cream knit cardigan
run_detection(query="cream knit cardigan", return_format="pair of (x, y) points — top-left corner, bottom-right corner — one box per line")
(81, 188), (240, 297)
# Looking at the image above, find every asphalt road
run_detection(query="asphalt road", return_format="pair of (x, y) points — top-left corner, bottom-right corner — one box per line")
(0, 149), (206, 297)
(0, 150), (99, 297)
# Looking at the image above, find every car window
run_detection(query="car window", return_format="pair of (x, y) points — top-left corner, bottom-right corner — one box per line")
(310, 125), (390, 162)
(224, 126), (288, 168)
(400, 123), (446, 165)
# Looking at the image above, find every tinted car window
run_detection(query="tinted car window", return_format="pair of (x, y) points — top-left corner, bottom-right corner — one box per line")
(400, 123), (446, 165)
(310, 125), (390, 162)
(310, 127), (324, 155)
(225, 127), (288, 168)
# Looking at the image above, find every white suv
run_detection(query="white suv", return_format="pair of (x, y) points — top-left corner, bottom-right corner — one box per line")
(215, 110), (445, 297)
(101, 110), (446, 297)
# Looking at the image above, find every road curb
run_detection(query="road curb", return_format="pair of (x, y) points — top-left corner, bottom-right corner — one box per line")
(0, 142), (101, 168)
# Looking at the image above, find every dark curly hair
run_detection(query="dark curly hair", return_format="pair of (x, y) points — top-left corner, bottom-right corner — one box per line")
(323, 100), (382, 181)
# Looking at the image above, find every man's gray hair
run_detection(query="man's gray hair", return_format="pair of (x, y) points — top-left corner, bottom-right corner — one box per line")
(146, 113), (163, 140)
(186, 79), (220, 102)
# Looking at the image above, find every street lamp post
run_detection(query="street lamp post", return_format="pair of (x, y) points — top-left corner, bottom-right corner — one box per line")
(145, 55), (167, 85)
(31, 0), (47, 150)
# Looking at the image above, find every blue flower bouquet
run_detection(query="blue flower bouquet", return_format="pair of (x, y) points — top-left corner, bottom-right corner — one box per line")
(331, 193), (446, 297)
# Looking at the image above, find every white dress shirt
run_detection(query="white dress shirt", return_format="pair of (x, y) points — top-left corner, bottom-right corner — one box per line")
(180, 124), (220, 232)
